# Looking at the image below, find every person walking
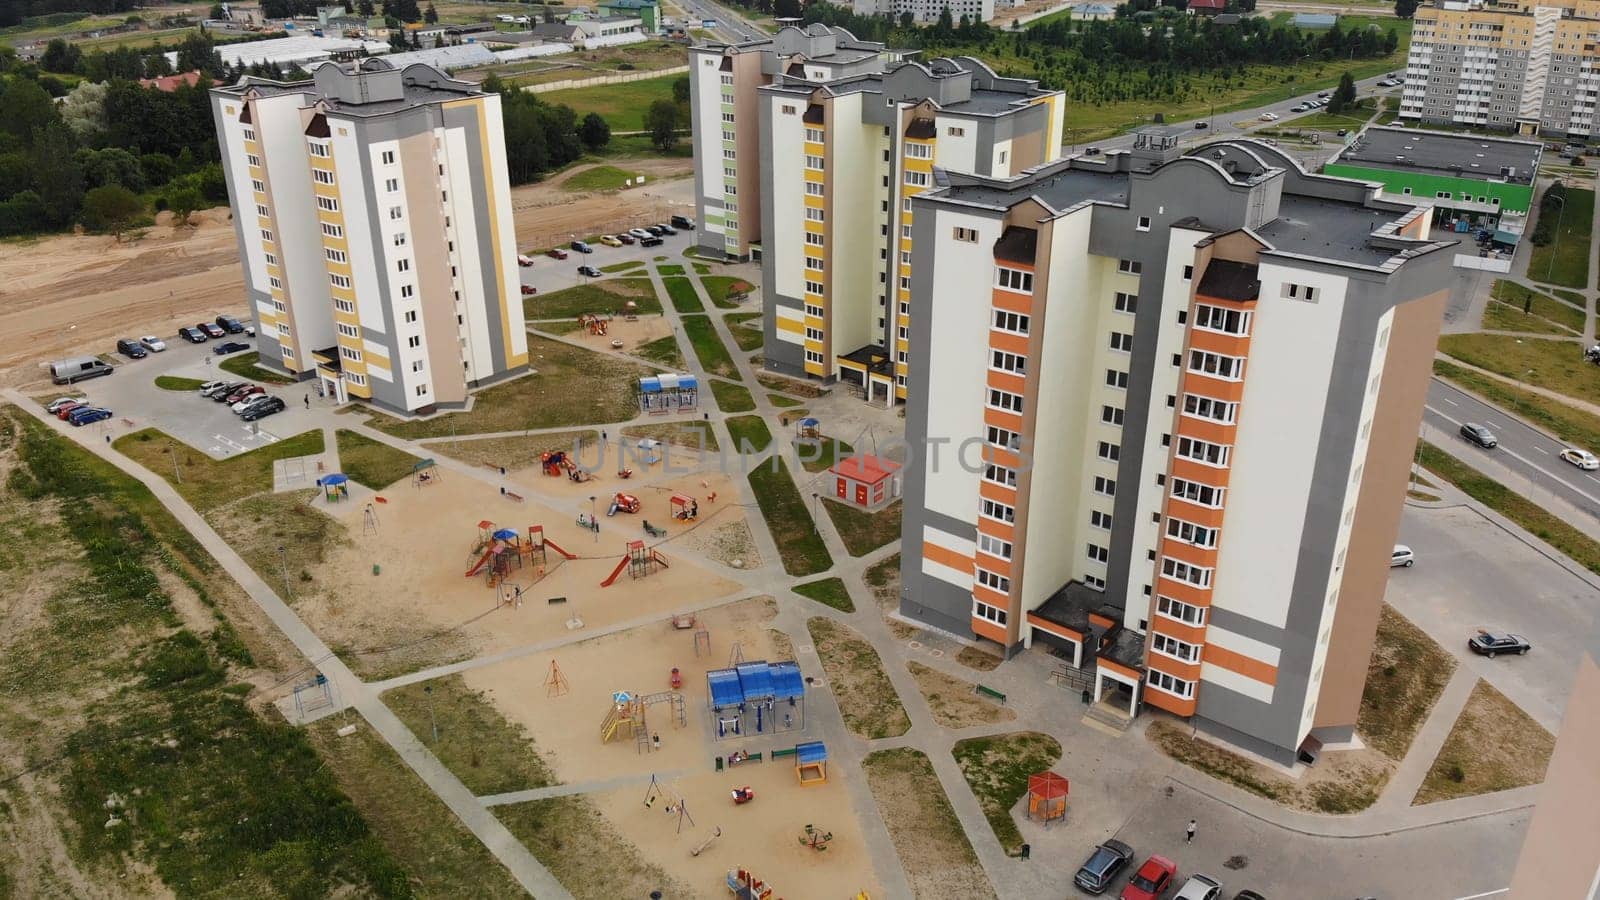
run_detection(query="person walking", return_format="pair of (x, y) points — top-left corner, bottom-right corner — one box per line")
(1185, 819), (1197, 844)
(303, 393), (310, 409)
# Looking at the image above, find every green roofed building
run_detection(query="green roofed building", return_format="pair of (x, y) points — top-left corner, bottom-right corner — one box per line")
(600, 0), (659, 33)
(1324, 127), (1542, 227)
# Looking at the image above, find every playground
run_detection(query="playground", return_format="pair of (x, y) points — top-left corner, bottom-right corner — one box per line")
(536, 312), (672, 355)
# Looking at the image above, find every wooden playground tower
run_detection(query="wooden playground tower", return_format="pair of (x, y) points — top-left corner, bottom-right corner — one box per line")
(599, 689), (687, 753)
(600, 539), (669, 587)
(468, 522), (577, 587)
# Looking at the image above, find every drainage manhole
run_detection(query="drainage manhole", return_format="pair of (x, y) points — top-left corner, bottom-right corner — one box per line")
(1224, 855), (1248, 870)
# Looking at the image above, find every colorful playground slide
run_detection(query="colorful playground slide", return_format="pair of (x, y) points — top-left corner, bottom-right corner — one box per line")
(542, 538), (577, 560)
(599, 554), (629, 587)
(465, 545), (498, 577)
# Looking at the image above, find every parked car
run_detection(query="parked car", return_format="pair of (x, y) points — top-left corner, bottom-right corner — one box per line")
(1391, 545), (1415, 568)
(1459, 422), (1498, 448)
(1468, 631), (1531, 657)
(577, 264), (602, 277)
(1121, 856), (1178, 900)
(600, 234), (623, 247)
(231, 393), (270, 413)
(639, 235), (664, 247)
(1559, 447), (1600, 470)
(49, 357), (113, 385)
(69, 406), (113, 427)
(517, 253), (535, 266)
(1174, 874), (1224, 900)
(655, 222), (677, 235)
(179, 326), (208, 343)
(628, 227), (653, 240)
(54, 401), (86, 419)
(521, 284), (538, 296)
(204, 381), (245, 399)
(223, 385), (264, 405)
(139, 334), (167, 352)
(198, 322), (225, 339)
(46, 397), (81, 414)
(241, 396), (286, 421)
(1232, 891), (1266, 900)
(570, 240), (594, 253)
(1318, 90), (1331, 98)
(197, 380), (228, 396)
(212, 341), (251, 355)
(1193, 121), (1209, 130)
(1336, 129), (1350, 137)
(1290, 104), (1307, 113)
(617, 232), (636, 244)
(547, 247), (569, 260)
(1074, 839), (1135, 894)
(116, 338), (148, 359)
(670, 214), (696, 230)
(1259, 112), (1279, 121)
(215, 314), (245, 334)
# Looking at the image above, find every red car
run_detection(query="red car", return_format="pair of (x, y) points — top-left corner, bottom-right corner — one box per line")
(1121, 856), (1177, 900)
(547, 247), (569, 260)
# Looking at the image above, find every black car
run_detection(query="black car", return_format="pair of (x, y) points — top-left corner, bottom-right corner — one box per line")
(645, 224), (666, 236)
(1233, 892), (1267, 900)
(240, 396), (286, 421)
(215, 314), (245, 334)
(655, 222), (678, 236)
(577, 264), (602, 278)
(198, 322), (225, 339)
(116, 338), (148, 359)
(639, 235), (663, 247)
(670, 214), (696, 230)
(1459, 422), (1498, 448)
(570, 240), (594, 253)
(1194, 121), (1209, 130)
(179, 326), (208, 343)
(1074, 838), (1135, 894)
(1468, 631), (1531, 657)
(212, 341), (251, 355)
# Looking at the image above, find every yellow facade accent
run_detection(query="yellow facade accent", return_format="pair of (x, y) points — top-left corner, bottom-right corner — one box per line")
(446, 96), (525, 368)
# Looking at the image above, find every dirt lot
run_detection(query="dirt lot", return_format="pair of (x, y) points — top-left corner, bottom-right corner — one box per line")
(1, 162), (693, 388)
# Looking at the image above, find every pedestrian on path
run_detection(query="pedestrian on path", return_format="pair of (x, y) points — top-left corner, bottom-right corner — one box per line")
(304, 393), (310, 409)
(1186, 819), (1197, 844)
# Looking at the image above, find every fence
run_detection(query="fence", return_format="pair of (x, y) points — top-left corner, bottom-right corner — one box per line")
(528, 63), (688, 94)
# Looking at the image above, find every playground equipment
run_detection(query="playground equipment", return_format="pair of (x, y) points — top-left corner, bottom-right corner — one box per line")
(601, 540), (669, 586)
(730, 786), (755, 804)
(644, 774), (696, 833)
(793, 741), (828, 786)
(797, 823), (833, 852)
(1026, 771), (1070, 826)
(623, 300), (639, 321)
(465, 527), (524, 585)
(670, 667), (683, 689)
(528, 524), (576, 565)
(726, 867), (777, 900)
(690, 826), (723, 857)
(670, 493), (699, 522)
(795, 417), (820, 441)
(578, 312), (612, 335)
(643, 520), (667, 538)
(599, 690), (687, 752)
(638, 373), (700, 415)
(540, 450), (593, 482)
(320, 472), (350, 502)
(411, 457), (440, 487)
(545, 660), (570, 697)
(617, 467), (634, 479)
(706, 660), (806, 740)
(607, 492), (640, 516)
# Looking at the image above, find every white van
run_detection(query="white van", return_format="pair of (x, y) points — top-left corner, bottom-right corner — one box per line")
(50, 356), (113, 385)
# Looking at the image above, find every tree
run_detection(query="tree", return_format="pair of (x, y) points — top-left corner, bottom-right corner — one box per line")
(59, 81), (108, 141)
(773, 0), (801, 17)
(80, 147), (146, 191)
(1394, 0), (1418, 17)
(645, 99), (679, 151)
(81, 184), (144, 237)
(0, 78), (59, 147)
(672, 75), (690, 105)
(31, 123), (83, 227)
(40, 39), (82, 74)
(579, 111), (610, 150)
(358, 0), (375, 15)
(140, 152), (176, 186)
(1327, 70), (1356, 113)
(209, 3), (227, 18)
(424, 3), (438, 22)
(165, 185), (203, 227)
(0, 152), (31, 198)
(0, 191), (45, 237)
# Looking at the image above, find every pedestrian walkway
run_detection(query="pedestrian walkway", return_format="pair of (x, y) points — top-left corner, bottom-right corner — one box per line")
(1376, 669), (1479, 813)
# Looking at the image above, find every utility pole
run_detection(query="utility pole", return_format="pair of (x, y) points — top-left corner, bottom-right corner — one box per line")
(278, 545), (291, 599)
(1546, 193), (1566, 283)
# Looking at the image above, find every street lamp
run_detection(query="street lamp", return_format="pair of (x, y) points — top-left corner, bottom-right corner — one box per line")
(424, 683), (438, 745)
(1545, 193), (1566, 283)
(277, 545), (290, 599)
(590, 495), (598, 543)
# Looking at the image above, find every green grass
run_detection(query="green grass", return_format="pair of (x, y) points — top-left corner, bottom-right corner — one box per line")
(952, 732), (1064, 856)
(154, 375), (205, 391)
(1489, 280), (1586, 332)
(662, 276), (703, 313)
(656, 264), (685, 276)
(807, 617), (909, 738)
(1436, 333), (1599, 412)
(218, 351), (294, 384)
(725, 312), (763, 352)
(620, 420), (720, 452)
(749, 459), (833, 576)
(823, 498), (902, 557)
(368, 337), (649, 438)
(1528, 187), (1595, 288)
(560, 165), (642, 192)
(1283, 97), (1378, 129)
(1482, 301), (1577, 336)
(725, 415), (773, 452)
(1552, 288), (1587, 305)
(709, 378), (755, 412)
(1358, 604), (1457, 759)
(1415, 679), (1555, 805)
(861, 748), (993, 900)
(799, 436), (854, 473)
(681, 314), (739, 378)
(1434, 359), (1600, 453)
(631, 334), (685, 368)
(113, 428), (326, 513)
(693, 262), (710, 275)
(334, 429), (422, 490)
(539, 72), (683, 131)
(702, 275), (753, 309)
(600, 260), (645, 274)
(1420, 441), (1600, 576)
(793, 576), (855, 612)
(524, 279), (660, 319)
(384, 676), (557, 796)
(768, 393), (802, 407)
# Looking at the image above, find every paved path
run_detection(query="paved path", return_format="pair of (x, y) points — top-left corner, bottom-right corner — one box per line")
(1374, 669), (1479, 814)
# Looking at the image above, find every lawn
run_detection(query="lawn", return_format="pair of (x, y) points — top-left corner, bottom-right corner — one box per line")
(630, 334), (685, 368)
(657, 264), (685, 276)
(1433, 359), (1600, 454)
(524, 279), (660, 319)
(1528, 187), (1595, 288)
(218, 350), (294, 384)
(662, 276), (703, 313)
(1482, 300), (1579, 336)
(368, 337), (649, 438)
(807, 617), (910, 739)
(681, 314), (739, 377)
(726, 311), (764, 351)
(709, 377), (755, 412)
(113, 428), (326, 513)
(561, 165), (643, 193)
(823, 499), (902, 557)
(749, 459), (833, 576)
(861, 749), (995, 900)
(725, 414), (773, 452)
(539, 72), (683, 131)
(952, 732), (1063, 856)
(1489, 280), (1587, 332)
(1436, 334), (1599, 417)
(428, 430), (597, 471)
(1283, 97), (1379, 130)
(1420, 442), (1600, 577)
(620, 420), (720, 452)
(154, 375), (205, 391)
(600, 260), (645, 274)
(1357, 604), (1457, 759)
(702, 275), (753, 309)
(799, 435), (855, 473)
(793, 576), (854, 612)
(334, 429), (422, 490)
(496, 797), (691, 899)
(910, 661), (1015, 729)
(757, 372), (828, 398)
(1414, 679), (1555, 805)
(384, 675), (558, 796)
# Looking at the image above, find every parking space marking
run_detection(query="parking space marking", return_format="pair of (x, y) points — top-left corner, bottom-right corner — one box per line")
(1453, 889), (1509, 900)
(1533, 446), (1548, 454)
(1442, 397), (1458, 406)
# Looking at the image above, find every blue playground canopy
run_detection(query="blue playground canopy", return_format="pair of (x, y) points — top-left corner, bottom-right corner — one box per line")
(322, 473), (349, 486)
(707, 668), (743, 708)
(798, 417), (819, 428)
(795, 741), (828, 764)
(491, 527), (519, 541)
(735, 661), (774, 701)
(707, 660), (806, 709)
(769, 661), (804, 700)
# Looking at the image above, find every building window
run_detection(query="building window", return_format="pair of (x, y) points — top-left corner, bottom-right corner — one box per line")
(389, 206), (403, 220)
(1194, 304), (1252, 335)
(264, 253), (277, 266)
(1171, 477), (1223, 507)
(1118, 259), (1142, 275)
(1113, 291), (1137, 314)
(1101, 405), (1124, 426)
(804, 127), (824, 142)
(277, 322), (290, 336)
(805, 182), (824, 196)
(1166, 517), (1219, 549)
(993, 310), (1030, 334)
(984, 463), (1017, 487)
(1161, 557), (1212, 588)
(976, 568), (1011, 593)
(1147, 668), (1195, 698)
(994, 267), (1033, 293)
(1136, 216), (1151, 231)
(948, 126), (965, 137)
(399, 284), (414, 299)
(397, 258), (410, 273)
(1086, 543), (1109, 564)
(904, 170), (929, 187)
(406, 335), (421, 348)
(317, 196), (338, 212)
(1093, 475), (1116, 496)
(805, 232), (824, 247)
(804, 304), (825, 318)
(393, 232), (407, 247)
(320, 222), (343, 238)
(346, 372), (366, 386)
(978, 533), (1013, 560)
(330, 273), (351, 289)
(1176, 436), (1230, 467)
(252, 179), (266, 194)
(307, 141), (329, 158)
(804, 349), (825, 364)
(325, 248), (347, 263)
(260, 229), (274, 243)
(804, 280), (824, 295)
(246, 153), (261, 167)
(1283, 282), (1319, 303)
(806, 208), (825, 222)
(1105, 369), (1128, 390)
(953, 226), (978, 243)
(980, 498), (1015, 523)
(335, 298), (354, 313)
(312, 168), (334, 185)
(337, 323), (359, 338)
(990, 350), (1026, 375)
(340, 346), (362, 362)
(1152, 633), (1201, 663)
(1188, 350), (1245, 380)
(380, 150), (395, 165)
(805, 155), (824, 170)
(243, 128), (256, 142)
(906, 142), (932, 159)
(403, 310), (418, 324)
(1182, 265), (1193, 280)
(781, 104), (796, 115)
(267, 275), (282, 289)
(987, 426), (1021, 450)
(987, 389), (1024, 413)
(1182, 394), (1237, 424)
(1108, 332), (1133, 352)
(973, 600), (1006, 625)
(1097, 441), (1120, 462)
(1090, 510), (1112, 530)
(804, 327), (824, 341)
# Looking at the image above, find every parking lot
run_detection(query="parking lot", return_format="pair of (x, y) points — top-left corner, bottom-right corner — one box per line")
(517, 225), (701, 296)
(61, 334), (324, 459)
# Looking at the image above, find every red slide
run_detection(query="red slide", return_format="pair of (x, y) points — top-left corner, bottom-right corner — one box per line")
(465, 548), (495, 577)
(599, 554), (629, 587)
(543, 538), (578, 560)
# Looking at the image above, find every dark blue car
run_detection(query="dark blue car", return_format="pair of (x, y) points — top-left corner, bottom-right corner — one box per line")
(68, 406), (113, 426)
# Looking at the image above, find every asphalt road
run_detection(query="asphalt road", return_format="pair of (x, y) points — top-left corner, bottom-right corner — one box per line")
(1422, 377), (1600, 523)
(677, 0), (764, 43)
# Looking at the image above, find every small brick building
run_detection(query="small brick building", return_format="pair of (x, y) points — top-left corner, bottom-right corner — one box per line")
(829, 454), (902, 511)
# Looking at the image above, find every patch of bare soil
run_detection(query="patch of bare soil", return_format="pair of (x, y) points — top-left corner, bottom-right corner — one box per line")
(862, 748), (996, 900)
(681, 517), (762, 570)
(907, 661), (1017, 729)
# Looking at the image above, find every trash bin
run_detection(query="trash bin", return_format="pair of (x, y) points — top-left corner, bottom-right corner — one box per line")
(1020, 843), (1031, 860)
(1081, 689), (1092, 704)
(715, 756), (723, 772)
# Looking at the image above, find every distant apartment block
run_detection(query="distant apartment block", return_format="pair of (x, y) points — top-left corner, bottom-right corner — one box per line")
(758, 57), (1064, 403)
(852, 0), (997, 24)
(897, 132), (1458, 764)
(1402, 0), (1600, 137)
(211, 59), (528, 414)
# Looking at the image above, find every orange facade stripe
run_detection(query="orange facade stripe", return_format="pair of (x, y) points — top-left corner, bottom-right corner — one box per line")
(1157, 578), (1212, 608)
(1159, 540), (1218, 570)
(1187, 329), (1252, 359)
(991, 291), (1033, 316)
(988, 330), (1030, 356)
(977, 517), (1015, 544)
(1170, 458), (1233, 490)
(1167, 497), (1226, 529)
(1025, 614), (1083, 642)
(988, 370), (1027, 395)
(1148, 616), (1207, 645)
(1088, 612), (1117, 630)
(1180, 371), (1247, 403)
(1204, 643), (1279, 686)
(1098, 658), (1141, 682)
(971, 617), (1008, 644)
(1150, 655), (1202, 681)
(921, 540), (972, 577)
(983, 407), (1025, 433)
(1174, 416), (1235, 448)
(983, 445), (1024, 470)
(973, 583), (1010, 608)
(1144, 690), (1197, 717)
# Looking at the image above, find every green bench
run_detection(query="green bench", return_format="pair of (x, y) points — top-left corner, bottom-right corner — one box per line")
(974, 684), (1007, 705)
(769, 747), (798, 759)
